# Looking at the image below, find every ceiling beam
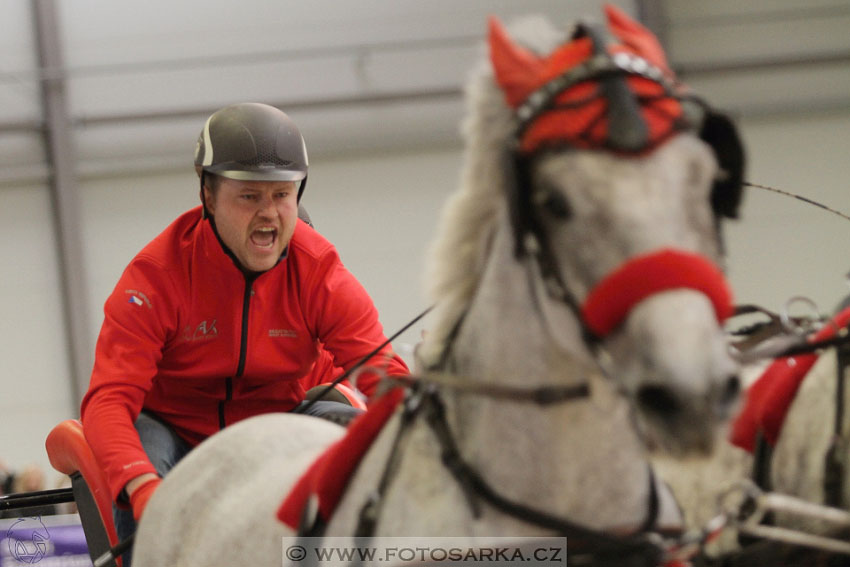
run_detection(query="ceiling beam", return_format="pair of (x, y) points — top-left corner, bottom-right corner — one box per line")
(31, 0), (93, 408)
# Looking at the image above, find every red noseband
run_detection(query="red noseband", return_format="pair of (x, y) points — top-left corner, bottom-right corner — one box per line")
(580, 248), (734, 338)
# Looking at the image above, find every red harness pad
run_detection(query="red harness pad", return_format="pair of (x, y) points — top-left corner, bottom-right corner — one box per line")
(730, 306), (850, 452)
(278, 387), (404, 529)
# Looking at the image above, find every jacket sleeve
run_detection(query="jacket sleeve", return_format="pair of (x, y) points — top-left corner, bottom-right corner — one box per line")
(80, 257), (179, 501)
(302, 247), (409, 399)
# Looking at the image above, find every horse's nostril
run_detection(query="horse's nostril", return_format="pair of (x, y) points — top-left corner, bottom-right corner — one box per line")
(635, 385), (681, 417)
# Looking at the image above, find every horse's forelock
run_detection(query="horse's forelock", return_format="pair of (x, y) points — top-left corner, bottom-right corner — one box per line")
(420, 18), (565, 368)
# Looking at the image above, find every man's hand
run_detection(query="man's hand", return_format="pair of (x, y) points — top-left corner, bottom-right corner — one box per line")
(127, 475), (162, 522)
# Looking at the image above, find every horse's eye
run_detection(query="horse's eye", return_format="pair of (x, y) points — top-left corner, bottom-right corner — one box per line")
(535, 189), (571, 219)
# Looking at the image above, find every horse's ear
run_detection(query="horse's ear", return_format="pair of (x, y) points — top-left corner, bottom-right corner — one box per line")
(488, 16), (545, 108)
(604, 4), (672, 75)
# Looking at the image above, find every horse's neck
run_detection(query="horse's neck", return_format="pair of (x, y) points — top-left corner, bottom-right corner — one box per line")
(772, 350), (840, 507)
(437, 223), (659, 530)
(329, 225), (682, 537)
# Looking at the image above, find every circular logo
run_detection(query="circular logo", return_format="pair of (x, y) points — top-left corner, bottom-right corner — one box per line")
(6, 517), (50, 564)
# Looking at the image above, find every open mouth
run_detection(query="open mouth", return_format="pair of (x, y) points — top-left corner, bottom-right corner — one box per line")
(250, 227), (277, 249)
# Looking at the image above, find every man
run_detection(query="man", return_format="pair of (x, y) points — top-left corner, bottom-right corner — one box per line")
(80, 102), (408, 562)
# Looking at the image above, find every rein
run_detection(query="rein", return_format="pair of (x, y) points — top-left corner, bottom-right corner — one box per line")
(293, 305), (432, 414)
(744, 181), (850, 224)
(393, 372), (592, 405)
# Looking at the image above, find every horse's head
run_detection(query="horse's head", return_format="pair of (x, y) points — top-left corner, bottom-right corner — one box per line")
(487, 5), (745, 455)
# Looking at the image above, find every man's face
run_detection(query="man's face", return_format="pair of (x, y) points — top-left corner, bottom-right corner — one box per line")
(204, 177), (299, 272)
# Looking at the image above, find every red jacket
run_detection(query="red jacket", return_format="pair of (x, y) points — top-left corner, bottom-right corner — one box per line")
(81, 206), (408, 499)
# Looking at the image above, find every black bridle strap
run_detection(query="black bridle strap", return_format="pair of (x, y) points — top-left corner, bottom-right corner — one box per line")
(392, 373), (591, 406)
(775, 332), (850, 358)
(423, 309), (467, 374)
(353, 388), (421, 538)
(421, 388), (663, 561)
(430, 229), (601, 376)
(522, 232), (603, 349)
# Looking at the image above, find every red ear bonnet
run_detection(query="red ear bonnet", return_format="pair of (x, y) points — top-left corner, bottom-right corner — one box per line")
(602, 4), (672, 75)
(488, 17), (546, 109)
(489, 4), (688, 155)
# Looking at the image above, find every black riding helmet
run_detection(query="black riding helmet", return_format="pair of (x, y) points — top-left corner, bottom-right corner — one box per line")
(194, 103), (309, 209)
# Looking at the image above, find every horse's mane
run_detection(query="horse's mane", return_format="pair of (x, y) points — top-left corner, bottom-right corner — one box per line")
(418, 16), (569, 368)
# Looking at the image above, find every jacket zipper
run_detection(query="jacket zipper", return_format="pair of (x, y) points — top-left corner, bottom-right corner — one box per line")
(218, 277), (254, 430)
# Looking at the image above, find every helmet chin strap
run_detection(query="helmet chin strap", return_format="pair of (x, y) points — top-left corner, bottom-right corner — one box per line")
(199, 171), (210, 219)
(297, 176), (308, 203)
(198, 173), (288, 277)
(197, 170), (243, 270)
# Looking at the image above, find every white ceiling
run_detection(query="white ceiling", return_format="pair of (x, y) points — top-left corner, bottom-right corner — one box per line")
(0, 0), (848, 185)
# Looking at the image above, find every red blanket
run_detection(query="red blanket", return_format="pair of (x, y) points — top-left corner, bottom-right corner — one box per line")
(730, 306), (850, 452)
(277, 387), (404, 529)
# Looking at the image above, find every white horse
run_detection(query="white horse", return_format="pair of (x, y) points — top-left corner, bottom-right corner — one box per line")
(134, 7), (745, 566)
(658, 306), (850, 558)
